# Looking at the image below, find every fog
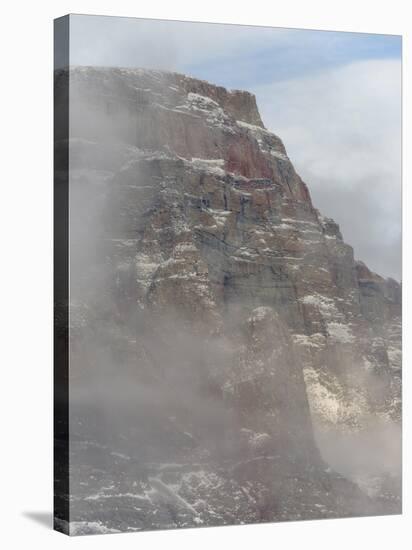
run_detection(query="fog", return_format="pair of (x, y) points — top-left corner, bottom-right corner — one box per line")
(67, 85), (243, 471)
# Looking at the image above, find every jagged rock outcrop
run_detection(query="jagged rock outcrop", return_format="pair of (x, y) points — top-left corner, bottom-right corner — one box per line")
(55, 66), (401, 534)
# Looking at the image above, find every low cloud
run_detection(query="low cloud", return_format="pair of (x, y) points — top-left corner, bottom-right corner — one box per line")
(254, 59), (401, 280)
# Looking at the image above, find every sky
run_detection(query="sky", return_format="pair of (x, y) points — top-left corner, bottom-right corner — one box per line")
(67, 14), (402, 280)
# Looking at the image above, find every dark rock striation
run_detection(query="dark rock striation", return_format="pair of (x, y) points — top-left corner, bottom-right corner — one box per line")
(55, 66), (401, 535)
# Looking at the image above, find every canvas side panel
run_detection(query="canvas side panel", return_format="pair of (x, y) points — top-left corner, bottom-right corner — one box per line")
(53, 14), (70, 535)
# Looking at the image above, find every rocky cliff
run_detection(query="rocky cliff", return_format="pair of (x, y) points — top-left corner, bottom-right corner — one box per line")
(55, 66), (401, 535)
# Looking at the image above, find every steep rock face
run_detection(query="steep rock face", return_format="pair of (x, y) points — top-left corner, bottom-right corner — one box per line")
(56, 67), (401, 534)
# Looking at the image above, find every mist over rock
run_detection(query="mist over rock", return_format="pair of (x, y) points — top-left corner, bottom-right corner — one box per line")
(55, 66), (401, 534)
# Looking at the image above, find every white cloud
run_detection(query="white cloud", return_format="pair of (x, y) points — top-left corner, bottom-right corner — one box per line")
(69, 15), (296, 72)
(253, 59), (401, 280)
